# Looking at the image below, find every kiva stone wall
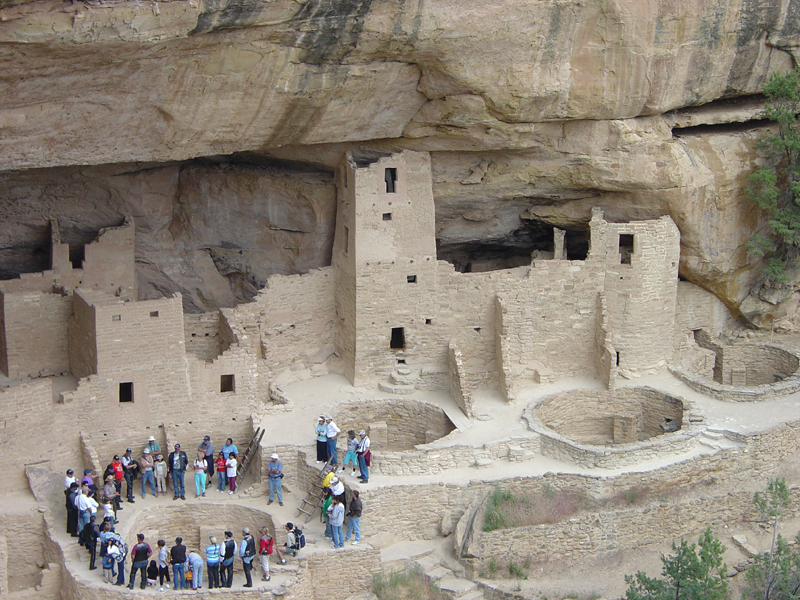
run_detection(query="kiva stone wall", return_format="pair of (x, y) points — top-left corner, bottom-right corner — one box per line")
(331, 398), (456, 451)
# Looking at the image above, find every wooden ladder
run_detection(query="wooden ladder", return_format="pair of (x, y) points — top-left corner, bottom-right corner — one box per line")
(237, 427), (265, 481)
(296, 457), (333, 523)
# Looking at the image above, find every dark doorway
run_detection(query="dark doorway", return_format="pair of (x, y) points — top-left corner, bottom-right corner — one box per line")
(390, 327), (405, 349)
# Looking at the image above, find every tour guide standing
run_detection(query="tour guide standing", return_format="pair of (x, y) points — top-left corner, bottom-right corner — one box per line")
(267, 454), (283, 506)
(356, 430), (371, 484)
(239, 528), (256, 587)
(325, 416), (340, 466)
(167, 444), (188, 500)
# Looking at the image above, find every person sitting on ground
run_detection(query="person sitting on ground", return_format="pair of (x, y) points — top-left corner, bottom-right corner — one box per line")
(282, 522), (298, 559)
(146, 560), (159, 587)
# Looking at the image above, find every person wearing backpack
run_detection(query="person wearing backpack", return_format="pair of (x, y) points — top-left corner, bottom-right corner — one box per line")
(220, 531), (236, 588)
(258, 527), (274, 581)
(239, 528), (256, 587)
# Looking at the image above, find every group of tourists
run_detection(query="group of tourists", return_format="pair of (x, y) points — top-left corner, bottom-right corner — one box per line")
(314, 416), (372, 484)
(62, 425), (369, 587)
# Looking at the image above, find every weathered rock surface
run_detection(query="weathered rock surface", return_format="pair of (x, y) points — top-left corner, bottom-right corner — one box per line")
(1, 0), (800, 321)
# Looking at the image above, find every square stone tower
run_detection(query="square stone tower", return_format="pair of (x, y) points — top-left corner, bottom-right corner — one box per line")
(333, 151), (439, 385)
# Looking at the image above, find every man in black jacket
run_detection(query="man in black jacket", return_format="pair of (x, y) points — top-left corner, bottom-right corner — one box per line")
(83, 515), (101, 570)
(220, 531), (236, 588)
(65, 482), (79, 537)
(167, 444), (188, 500)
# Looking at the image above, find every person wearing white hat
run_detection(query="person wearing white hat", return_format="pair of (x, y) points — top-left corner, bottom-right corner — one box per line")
(140, 447), (157, 498)
(267, 454), (283, 506)
(145, 435), (161, 455)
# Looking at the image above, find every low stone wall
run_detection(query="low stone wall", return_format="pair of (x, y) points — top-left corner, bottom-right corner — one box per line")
(471, 488), (800, 571)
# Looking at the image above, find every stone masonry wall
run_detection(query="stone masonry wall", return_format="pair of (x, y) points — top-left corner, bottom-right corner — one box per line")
(184, 311), (221, 361)
(448, 341), (475, 418)
(1, 290), (71, 379)
(0, 379), (58, 492)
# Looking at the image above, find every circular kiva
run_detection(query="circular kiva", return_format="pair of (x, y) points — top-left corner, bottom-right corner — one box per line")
(524, 387), (702, 469)
(671, 343), (800, 401)
(331, 398), (456, 451)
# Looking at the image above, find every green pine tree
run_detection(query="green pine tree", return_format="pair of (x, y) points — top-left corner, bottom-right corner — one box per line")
(748, 67), (800, 283)
(624, 527), (728, 600)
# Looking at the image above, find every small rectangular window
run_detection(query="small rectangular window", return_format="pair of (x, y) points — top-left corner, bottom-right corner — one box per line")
(407, 275), (417, 283)
(119, 382), (134, 403)
(385, 168), (397, 193)
(616, 351), (621, 366)
(425, 318), (432, 325)
(619, 234), (634, 265)
(112, 315), (121, 322)
(150, 311), (159, 318)
(220, 374), (235, 393)
(382, 213), (392, 221)
(390, 327), (405, 349)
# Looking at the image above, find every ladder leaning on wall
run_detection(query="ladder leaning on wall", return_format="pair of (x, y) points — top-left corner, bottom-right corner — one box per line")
(296, 457), (334, 524)
(237, 427), (265, 481)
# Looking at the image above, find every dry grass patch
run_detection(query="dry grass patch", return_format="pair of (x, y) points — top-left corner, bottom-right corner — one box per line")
(372, 565), (448, 600)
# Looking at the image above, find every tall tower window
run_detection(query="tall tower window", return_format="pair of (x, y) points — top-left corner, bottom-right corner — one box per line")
(385, 168), (397, 193)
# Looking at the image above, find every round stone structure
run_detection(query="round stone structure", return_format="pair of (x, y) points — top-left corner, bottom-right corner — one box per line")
(672, 343), (800, 401)
(332, 398), (456, 452)
(524, 387), (702, 469)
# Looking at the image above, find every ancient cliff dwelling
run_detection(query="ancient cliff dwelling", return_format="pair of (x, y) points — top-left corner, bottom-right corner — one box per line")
(3, 0), (800, 599)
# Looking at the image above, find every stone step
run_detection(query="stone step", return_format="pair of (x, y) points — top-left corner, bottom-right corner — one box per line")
(438, 575), (478, 595)
(698, 439), (723, 450)
(424, 566), (452, 581)
(454, 590), (485, 600)
(378, 381), (415, 395)
(390, 371), (419, 385)
(702, 430), (724, 439)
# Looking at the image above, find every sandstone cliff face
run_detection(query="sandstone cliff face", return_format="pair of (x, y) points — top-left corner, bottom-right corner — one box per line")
(1, 0), (799, 321)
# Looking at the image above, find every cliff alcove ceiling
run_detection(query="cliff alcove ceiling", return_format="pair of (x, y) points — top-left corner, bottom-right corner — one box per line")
(1, 0), (799, 324)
